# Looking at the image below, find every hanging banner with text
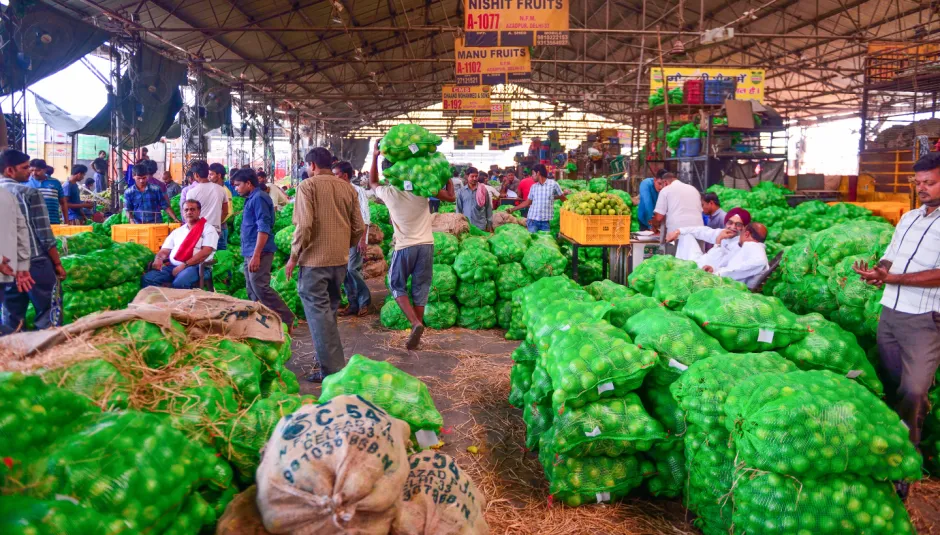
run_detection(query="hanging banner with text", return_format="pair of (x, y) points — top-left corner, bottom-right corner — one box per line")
(650, 67), (766, 103)
(455, 37), (531, 86)
(463, 0), (569, 47)
(489, 129), (523, 150)
(455, 128), (485, 149)
(442, 85), (492, 116)
(472, 103), (512, 129)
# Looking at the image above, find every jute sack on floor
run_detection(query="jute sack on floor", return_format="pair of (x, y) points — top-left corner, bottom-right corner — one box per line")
(256, 394), (412, 534)
(492, 211), (522, 229)
(392, 452), (489, 535)
(431, 213), (470, 236)
(216, 486), (272, 535)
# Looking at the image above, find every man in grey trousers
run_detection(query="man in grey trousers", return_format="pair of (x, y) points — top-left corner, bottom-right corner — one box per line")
(285, 147), (364, 383)
(332, 160), (372, 317)
(231, 168), (295, 328)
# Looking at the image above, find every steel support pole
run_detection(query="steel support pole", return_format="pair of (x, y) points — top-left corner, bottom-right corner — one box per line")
(109, 42), (124, 213)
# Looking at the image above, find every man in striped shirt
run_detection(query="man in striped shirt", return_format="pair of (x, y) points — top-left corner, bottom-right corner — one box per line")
(854, 153), (940, 473)
(27, 160), (66, 225)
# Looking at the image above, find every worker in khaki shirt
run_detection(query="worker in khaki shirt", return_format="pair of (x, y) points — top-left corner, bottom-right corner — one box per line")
(286, 147), (364, 383)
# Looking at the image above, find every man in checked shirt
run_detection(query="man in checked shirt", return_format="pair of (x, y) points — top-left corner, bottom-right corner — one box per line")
(854, 152), (940, 497)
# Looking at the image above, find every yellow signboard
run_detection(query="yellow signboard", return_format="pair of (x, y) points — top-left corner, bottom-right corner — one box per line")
(463, 0), (569, 47)
(455, 37), (531, 86)
(455, 128), (485, 149)
(650, 67), (765, 103)
(472, 103), (512, 129)
(442, 85), (492, 116)
(489, 129), (523, 150)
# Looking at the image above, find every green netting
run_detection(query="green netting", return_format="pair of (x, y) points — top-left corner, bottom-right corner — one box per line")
(453, 249), (499, 282)
(274, 225), (294, 255)
(644, 437), (685, 498)
(155, 380), (239, 449)
(495, 298), (513, 329)
(725, 370), (922, 481)
(519, 276), (585, 323)
(271, 268), (304, 319)
(457, 305), (496, 330)
(604, 292), (662, 328)
(652, 268), (748, 310)
(684, 426), (735, 535)
(488, 232), (529, 264)
(670, 352), (796, 433)
(459, 235), (490, 253)
(587, 177), (608, 193)
(733, 471), (915, 535)
(383, 153), (451, 198)
(62, 280), (140, 324)
(433, 232), (460, 265)
(369, 202), (390, 224)
(525, 364), (553, 408)
(494, 221), (532, 241)
(320, 354), (443, 433)
(424, 299), (458, 330)
(782, 313), (883, 395)
(831, 303), (869, 338)
(523, 400), (553, 451)
(638, 383), (687, 436)
(773, 273), (838, 316)
(509, 361), (535, 408)
(96, 319), (187, 369)
(455, 280), (497, 307)
(627, 255), (697, 296)
(530, 232), (559, 250)
(26, 411), (228, 534)
(494, 263), (532, 300)
(61, 231), (113, 256)
(195, 339), (263, 405)
(381, 299), (411, 330)
(42, 358), (131, 409)
(830, 254), (881, 308)
(683, 288), (808, 352)
(521, 244), (568, 280)
(547, 394), (666, 457)
(0, 495), (136, 535)
(511, 342), (540, 363)
(222, 392), (313, 476)
(505, 289), (527, 340)
(585, 279), (635, 301)
(538, 445), (650, 507)
(624, 307), (726, 386)
(379, 124), (443, 162)
(61, 245), (146, 291)
(428, 264), (458, 302)
(526, 299), (612, 352)
(863, 293), (883, 337)
(545, 321), (656, 411)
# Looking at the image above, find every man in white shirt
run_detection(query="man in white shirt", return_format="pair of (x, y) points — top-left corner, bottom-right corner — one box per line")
(698, 222), (769, 289)
(853, 153), (940, 469)
(140, 199), (218, 289)
(370, 141), (455, 350)
(665, 207), (751, 262)
(333, 160), (372, 316)
(185, 160), (228, 234)
(650, 173), (704, 255)
(208, 162), (232, 251)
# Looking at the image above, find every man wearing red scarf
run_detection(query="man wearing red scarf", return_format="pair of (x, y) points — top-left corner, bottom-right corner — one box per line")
(141, 199), (218, 289)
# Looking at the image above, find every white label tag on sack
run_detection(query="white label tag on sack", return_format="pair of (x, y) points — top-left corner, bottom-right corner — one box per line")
(55, 494), (80, 505)
(597, 382), (614, 394)
(757, 329), (775, 343)
(415, 430), (439, 449)
(846, 370), (863, 379)
(585, 426), (602, 438)
(409, 143), (420, 154)
(596, 492), (611, 503)
(668, 358), (689, 371)
(558, 323), (572, 332)
(403, 180), (414, 191)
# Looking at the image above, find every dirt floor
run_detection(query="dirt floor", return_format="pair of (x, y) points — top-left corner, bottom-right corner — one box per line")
(286, 279), (940, 535)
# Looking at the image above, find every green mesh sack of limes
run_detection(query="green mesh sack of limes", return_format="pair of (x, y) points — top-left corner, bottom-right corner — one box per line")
(643, 437), (685, 498)
(523, 399), (553, 451)
(457, 305), (496, 330)
(774, 273), (838, 316)
(488, 232), (528, 264)
(192, 338), (264, 405)
(547, 394), (666, 457)
(829, 254), (881, 308)
(627, 254), (697, 296)
(537, 442), (651, 507)
(682, 288), (808, 352)
(424, 300), (457, 330)
(455, 280), (496, 307)
(383, 153), (451, 198)
(91, 319), (187, 369)
(544, 321), (656, 412)
(274, 225), (294, 255)
(0, 495), (137, 535)
(684, 426), (736, 535)
(732, 471), (915, 535)
(781, 313), (883, 395)
(320, 354), (443, 434)
(459, 235), (489, 253)
(41, 358), (131, 410)
(452, 249), (498, 282)
(505, 289), (527, 340)
(509, 361), (535, 408)
(584, 279), (634, 301)
(624, 307), (726, 386)
(379, 123), (443, 162)
(518, 275), (582, 321)
(669, 351), (796, 433)
(638, 383), (686, 436)
(427, 264), (457, 302)
(725, 370), (922, 481)
(63, 280), (140, 324)
(60, 231), (112, 256)
(495, 298), (513, 329)
(495, 221), (532, 240)
(522, 244), (568, 280)
(433, 232), (459, 265)
(368, 201), (390, 224)
(271, 268), (304, 320)
(652, 268), (747, 310)
(526, 299), (612, 351)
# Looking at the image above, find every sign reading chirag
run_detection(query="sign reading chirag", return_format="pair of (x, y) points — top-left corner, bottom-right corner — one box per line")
(463, 0), (569, 47)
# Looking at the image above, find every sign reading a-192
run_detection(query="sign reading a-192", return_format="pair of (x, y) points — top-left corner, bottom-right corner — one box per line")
(463, 0), (569, 47)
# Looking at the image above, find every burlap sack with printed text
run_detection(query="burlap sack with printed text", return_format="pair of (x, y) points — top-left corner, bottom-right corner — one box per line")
(392, 452), (489, 535)
(256, 394), (412, 534)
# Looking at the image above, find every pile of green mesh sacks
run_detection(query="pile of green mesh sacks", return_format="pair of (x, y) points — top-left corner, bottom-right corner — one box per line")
(0, 304), (313, 534)
(380, 124), (450, 198)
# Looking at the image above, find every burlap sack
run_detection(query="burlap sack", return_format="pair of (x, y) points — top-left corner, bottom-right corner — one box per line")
(393, 452), (488, 535)
(431, 213), (469, 236)
(256, 394), (412, 535)
(492, 212), (522, 229)
(364, 245), (385, 263)
(217, 486), (272, 535)
(368, 226), (385, 245)
(362, 259), (388, 280)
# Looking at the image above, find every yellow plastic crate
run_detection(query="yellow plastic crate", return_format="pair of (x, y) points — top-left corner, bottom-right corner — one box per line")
(51, 224), (93, 237)
(559, 209), (631, 245)
(111, 224), (174, 252)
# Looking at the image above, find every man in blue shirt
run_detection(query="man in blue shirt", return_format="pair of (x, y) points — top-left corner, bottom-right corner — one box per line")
(92, 151), (108, 193)
(232, 168), (294, 328)
(63, 165), (95, 223)
(637, 168), (667, 231)
(28, 160), (66, 225)
(124, 166), (179, 224)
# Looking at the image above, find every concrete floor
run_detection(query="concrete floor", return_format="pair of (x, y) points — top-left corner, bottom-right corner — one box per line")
(285, 278), (940, 535)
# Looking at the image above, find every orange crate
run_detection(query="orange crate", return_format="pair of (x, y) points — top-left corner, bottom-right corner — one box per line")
(111, 224), (174, 252)
(51, 224), (93, 237)
(559, 209), (631, 245)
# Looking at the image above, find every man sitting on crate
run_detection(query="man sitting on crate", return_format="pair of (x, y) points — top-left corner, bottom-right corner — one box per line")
(141, 200), (217, 289)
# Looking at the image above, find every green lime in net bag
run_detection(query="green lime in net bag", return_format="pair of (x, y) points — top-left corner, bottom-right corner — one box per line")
(433, 232), (460, 265)
(428, 264), (458, 302)
(683, 288), (808, 352)
(455, 280), (497, 307)
(627, 254), (696, 296)
(643, 437), (685, 498)
(424, 300), (457, 330)
(652, 268), (747, 310)
(538, 442), (651, 507)
(384, 153), (451, 198)
(379, 123), (443, 163)
(457, 305), (496, 330)
(522, 244), (568, 281)
(488, 232), (528, 264)
(547, 393), (666, 457)
(509, 361), (535, 408)
(453, 249), (499, 282)
(0, 495), (136, 535)
(624, 307), (726, 386)
(459, 235), (490, 253)
(495, 298), (513, 329)
(380, 299), (411, 330)
(493, 262), (532, 300)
